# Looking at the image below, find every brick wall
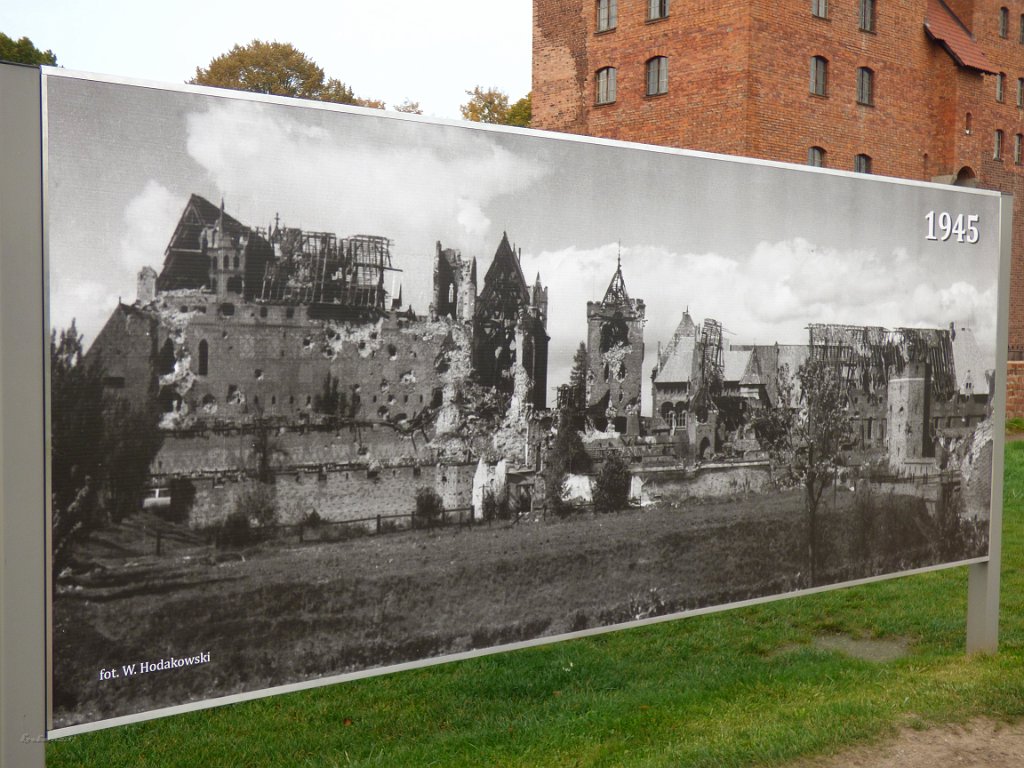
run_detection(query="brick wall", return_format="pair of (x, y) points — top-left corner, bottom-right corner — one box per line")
(1007, 360), (1024, 419)
(533, 0), (1024, 351)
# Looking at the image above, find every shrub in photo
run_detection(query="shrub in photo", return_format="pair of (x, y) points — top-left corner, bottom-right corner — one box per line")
(413, 486), (444, 529)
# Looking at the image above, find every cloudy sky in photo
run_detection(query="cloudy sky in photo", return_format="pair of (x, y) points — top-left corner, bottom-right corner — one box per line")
(45, 73), (1002, 409)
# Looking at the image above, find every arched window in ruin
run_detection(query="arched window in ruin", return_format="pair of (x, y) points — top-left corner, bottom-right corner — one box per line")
(198, 339), (209, 376)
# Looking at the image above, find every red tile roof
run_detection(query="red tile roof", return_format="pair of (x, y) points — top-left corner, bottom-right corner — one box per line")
(925, 0), (996, 74)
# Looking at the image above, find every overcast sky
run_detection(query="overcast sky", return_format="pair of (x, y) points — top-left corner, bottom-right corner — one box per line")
(44, 72), (1002, 411)
(1, 1), (531, 120)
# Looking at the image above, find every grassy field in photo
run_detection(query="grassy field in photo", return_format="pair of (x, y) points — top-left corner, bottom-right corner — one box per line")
(46, 447), (1018, 765)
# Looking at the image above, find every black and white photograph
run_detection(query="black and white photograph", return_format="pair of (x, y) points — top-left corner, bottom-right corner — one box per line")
(45, 71), (1001, 731)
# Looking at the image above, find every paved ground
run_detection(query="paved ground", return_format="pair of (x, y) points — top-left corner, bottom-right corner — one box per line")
(789, 719), (1024, 768)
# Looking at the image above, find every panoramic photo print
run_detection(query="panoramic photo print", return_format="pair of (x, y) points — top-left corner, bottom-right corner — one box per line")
(44, 72), (1001, 729)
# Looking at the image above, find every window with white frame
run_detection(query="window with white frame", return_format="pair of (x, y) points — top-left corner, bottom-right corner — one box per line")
(596, 67), (617, 104)
(646, 56), (668, 95)
(810, 56), (828, 96)
(860, 0), (875, 31)
(648, 0), (669, 21)
(857, 67), (874, 105)
(597, 0), (617, 32)
(812, 0), (828, 18)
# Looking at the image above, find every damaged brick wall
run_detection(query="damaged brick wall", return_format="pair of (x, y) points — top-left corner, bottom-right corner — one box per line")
(185, 461), (476, 528)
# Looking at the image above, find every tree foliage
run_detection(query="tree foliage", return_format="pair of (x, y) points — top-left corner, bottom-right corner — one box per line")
(544, 406), (590, 515)
(413, 486), (444, 528)
(460, 87), (531, 127)
(51, 323), (161, 573)
(0, 33), (56, 66)
(593, 454), (630, 513)
(191, 40), (382, 108)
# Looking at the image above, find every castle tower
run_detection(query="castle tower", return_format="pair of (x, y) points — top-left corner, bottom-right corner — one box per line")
(206, 199), (247, 299)
(886, 358), (933, 473)
(474, 233), (549, 409)
(432, 242), (476, 322)
(586, 255), (645, 433)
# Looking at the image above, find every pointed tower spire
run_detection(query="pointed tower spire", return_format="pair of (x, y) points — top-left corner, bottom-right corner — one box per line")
(602, 246), (630, 306)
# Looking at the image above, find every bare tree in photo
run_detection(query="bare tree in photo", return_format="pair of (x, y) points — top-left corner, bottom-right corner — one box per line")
(753, 359), (852, 585)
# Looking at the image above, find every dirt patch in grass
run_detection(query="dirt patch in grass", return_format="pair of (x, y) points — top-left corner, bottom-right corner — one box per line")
(789, 718), (1024, 768)
(812, 634), (911, 663)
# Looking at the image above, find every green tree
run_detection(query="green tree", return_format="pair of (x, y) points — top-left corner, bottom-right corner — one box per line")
(506, 93), (532, 128)
(191, 40), (382, 108)
(0, 33), (56, 66)
(460, 87), (531, 127)
(394, 98), (423, 115)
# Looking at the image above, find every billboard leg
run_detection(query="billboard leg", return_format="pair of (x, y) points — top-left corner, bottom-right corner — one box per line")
(0, 62), (47, 768)
(966, 561), (1000, 653)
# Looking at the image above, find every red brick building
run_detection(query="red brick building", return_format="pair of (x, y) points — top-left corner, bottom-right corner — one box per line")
(533, 0), (1024, 355)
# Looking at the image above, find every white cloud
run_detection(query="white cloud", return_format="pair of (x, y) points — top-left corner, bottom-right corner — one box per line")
(184, 100), (548, 310)
(119, 180), (180, 273)
(522, 238), (997, 414)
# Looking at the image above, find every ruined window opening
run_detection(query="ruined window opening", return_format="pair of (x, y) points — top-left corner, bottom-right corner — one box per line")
(226, 276), (242, 294)
(219, 303), (235, 316)
(286, 307), (295, 319)
(388, 344), (398, 359)
(306, 395), (312, 406)
(413, 466), (422, 478)
(271, 395), (277, 405)
(102, 376), (125, 389)
(227, 384), (238, 399)
(233, 255), (240, 269)
(253, 395), (260, 406)
(158, 338), (176, 375)
(617, 361), (627, 380)
(604, 363), (610, 382)
(259, 306), (268, 318)
(223, 255), (229, 269)
(255, 369), (263, 379)
(198, 339), (209, 376)
(289, 395), (295, 405)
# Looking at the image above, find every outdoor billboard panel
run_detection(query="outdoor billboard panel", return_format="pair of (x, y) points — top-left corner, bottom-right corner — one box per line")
(42, 70), (1005, 734)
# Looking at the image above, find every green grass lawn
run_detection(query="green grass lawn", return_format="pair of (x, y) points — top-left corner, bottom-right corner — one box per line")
(47, 445), (1024, 767)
